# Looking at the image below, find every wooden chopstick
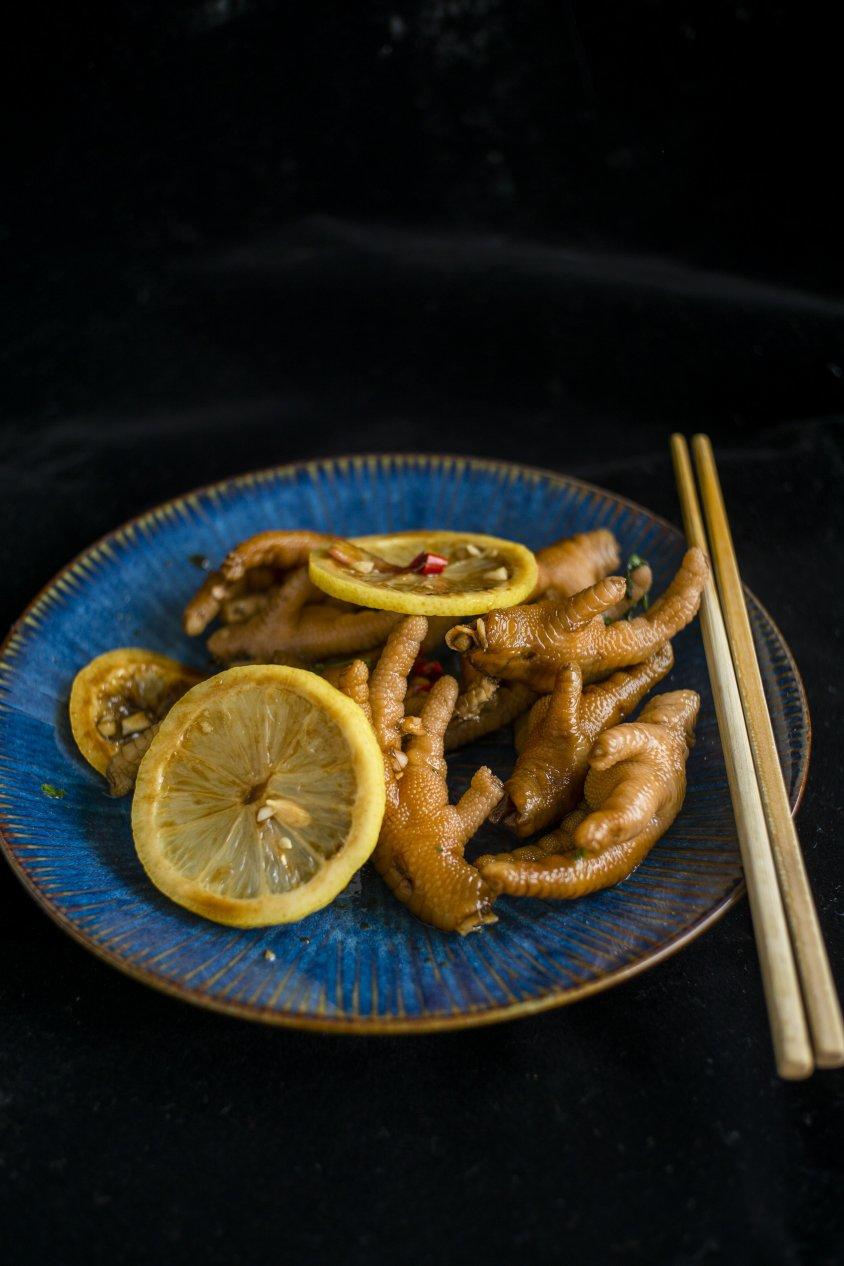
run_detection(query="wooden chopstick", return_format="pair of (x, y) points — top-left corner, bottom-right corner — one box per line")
(670, 434), (813, 1079)
(692, 434), (844, 1068)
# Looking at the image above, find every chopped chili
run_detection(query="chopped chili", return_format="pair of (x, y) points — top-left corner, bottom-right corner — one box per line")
(407, 551), (449, 575)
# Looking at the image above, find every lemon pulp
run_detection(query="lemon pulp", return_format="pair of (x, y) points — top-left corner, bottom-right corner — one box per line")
(69, 648), (203, 775)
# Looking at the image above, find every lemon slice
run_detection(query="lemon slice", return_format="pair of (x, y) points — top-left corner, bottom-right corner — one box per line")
(69, 648), (203, 775)
(131, 665), (385, 927)
(308, 530), (538, 616)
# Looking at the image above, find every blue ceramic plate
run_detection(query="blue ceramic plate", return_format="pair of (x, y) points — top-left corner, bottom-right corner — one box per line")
(0, 456), (809, 1031)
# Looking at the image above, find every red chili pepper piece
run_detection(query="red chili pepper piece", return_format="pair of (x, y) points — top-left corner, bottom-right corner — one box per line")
(411, 657), (445, 681)
(407, 551), (449, 575)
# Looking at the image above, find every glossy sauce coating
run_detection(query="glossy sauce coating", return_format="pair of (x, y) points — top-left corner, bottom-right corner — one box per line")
(502, 644), (674, 837)
(479, 690), (699, 900)
(339, 617), (504, 934)
(451, 547), (707, 692)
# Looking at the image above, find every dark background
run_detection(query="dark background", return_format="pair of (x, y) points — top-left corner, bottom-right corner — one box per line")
(2, 3), (842, 1263)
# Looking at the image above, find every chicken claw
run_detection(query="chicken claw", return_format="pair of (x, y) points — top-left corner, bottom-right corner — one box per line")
(184, 531), (401, 665)
(442, 534), (651, 750)
(184, 530), (332, 636)
(531, 528), (620, 599)
(448, 547), (707, 692)
(478, 689), (699, 899)
(531, 529), (652, 612)
(196, 567), (399, 665)
(500, 643), (674, 838)
(338, 616), (504, 934)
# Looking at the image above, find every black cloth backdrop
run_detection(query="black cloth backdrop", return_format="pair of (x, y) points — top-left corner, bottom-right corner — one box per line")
(2, 4), (843, 1264)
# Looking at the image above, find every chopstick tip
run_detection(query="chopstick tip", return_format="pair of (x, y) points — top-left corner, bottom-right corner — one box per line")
(814, 1046), (844, 1071)
(779, 1054), (814, 1081)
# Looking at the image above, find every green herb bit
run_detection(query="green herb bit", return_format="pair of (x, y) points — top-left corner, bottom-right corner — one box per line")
(41, 783), (66, 800)
(624, 553), (647, 600)
(624, 552), (650, 611)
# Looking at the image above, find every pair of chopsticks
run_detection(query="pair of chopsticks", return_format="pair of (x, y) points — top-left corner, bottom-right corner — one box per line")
(671, 434), (843, 1079)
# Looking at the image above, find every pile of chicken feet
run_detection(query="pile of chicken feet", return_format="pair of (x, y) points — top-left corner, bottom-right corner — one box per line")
(179, 528), (707, 933)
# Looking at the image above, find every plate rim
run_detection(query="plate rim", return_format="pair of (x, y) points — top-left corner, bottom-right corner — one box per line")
(0, 452), (812, 1034)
